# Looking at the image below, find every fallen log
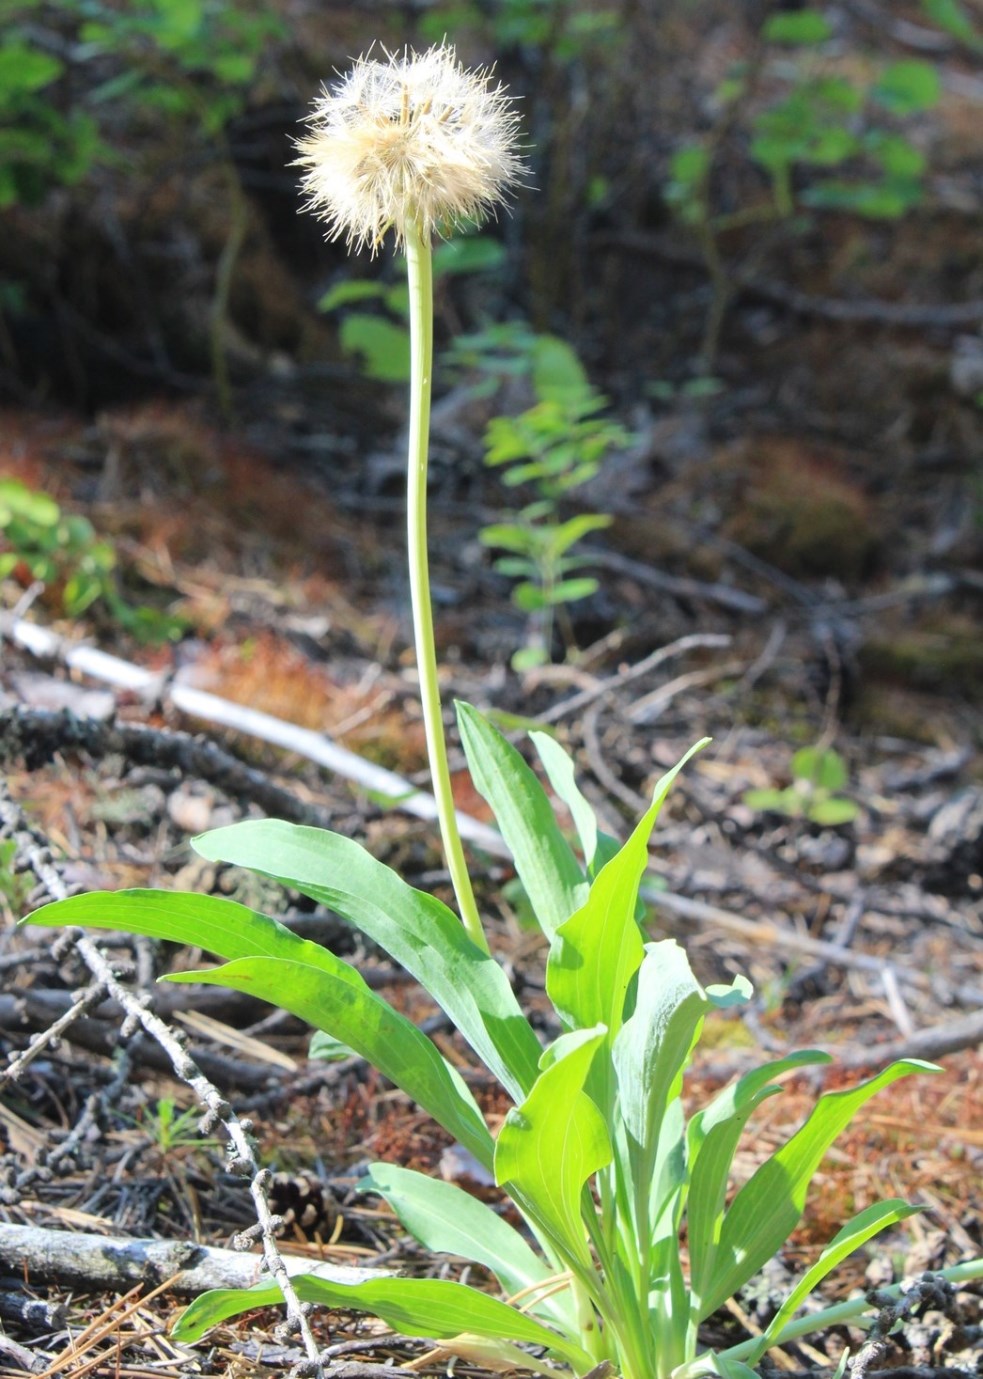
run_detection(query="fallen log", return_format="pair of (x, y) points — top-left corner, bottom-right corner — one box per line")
(0, 1222), (384, 1297)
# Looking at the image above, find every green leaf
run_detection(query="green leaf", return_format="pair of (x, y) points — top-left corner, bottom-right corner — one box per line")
(547, 513), (613, 555)
(804, 178), (923, 218)
(513, 582), (551, 612)
(172, 1274), (594, 1371)
(0, 44), (63, 93)
(922, 0), (979, 45)
(360, 1163), (574, 1329)
(24, 891), (493, 1169)
(792, 747), (847, 792)
(192, 820), (542, 1104)
(865, 132), (926, 179)
(495, 1026), (611, 1276)
(546, 743), (707, 1040)
(611, 941), (709, 1236)
(23, 889), (310, 961)
(808, 797), (859, 827)
(763, 10), (833, 44)
(686, 1051), (832, 1316)
(339, 315), (410, 381)
(167, 955), (494, 1169)
(669, 141), (711, 187)
(531, 335), (590, 402)
(529, 731), (603, 869)
(456, 702), (587, 941)
(480, 523), (535, 554)
(700, 1059), (940, 1319)
(550, 577), (599, 605)
(318, 279), (387, 312)
(872, 60), (941, 114)
(741, 1199), (923, 1366)
(433, 235), (507, 277)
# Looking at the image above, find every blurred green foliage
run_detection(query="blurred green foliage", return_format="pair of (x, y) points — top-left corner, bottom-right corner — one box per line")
(667, 8), (942, 230)
(743, 746), (859, 827)
(0, 478), (184, 641)
(420, 0), (622, 60)
(477, 335), (625, 670)
(318, 235), (508, 383)
(0, 0), (282, 209)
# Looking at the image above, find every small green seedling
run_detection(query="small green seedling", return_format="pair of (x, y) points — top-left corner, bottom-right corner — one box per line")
(478, 335), (625, 668)
(138, 1097), (222, 1156)
(743, 745), (859, 826)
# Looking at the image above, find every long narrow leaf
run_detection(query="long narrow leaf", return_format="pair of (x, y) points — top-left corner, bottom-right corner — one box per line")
(172, 1274), (595, 1372)
(456, 701), (586, 940)
(530, 731), (603, 869)
(23, 889), (310, 959)
(739, 1200), (922, 1367)
(165, 957), (493, 1171)
(192, 819), (542, 1102)
(546, 744), (707, 1040)
(686, 1051), (832, 1314)
(700, 1059), (939, 1319)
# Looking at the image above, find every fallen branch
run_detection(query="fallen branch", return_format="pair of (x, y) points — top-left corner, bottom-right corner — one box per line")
(0, 1222), (381, 1296)
(836, 1007), (983, 1070)
(592, 230), (983, 329)
(1, 615), (504, 855)
(0, 704), (337, 830)
(647, 888), (981, 1009)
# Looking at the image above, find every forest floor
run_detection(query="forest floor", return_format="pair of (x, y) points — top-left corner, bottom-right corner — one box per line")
(0, 369), (980, 1379)
(1, 1), (982, 1369)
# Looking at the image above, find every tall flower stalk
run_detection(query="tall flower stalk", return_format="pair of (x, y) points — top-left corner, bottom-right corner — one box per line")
(294, 46), (524, 950)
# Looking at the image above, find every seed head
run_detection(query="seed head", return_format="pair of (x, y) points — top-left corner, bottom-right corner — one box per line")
(294, 45), (525, 254)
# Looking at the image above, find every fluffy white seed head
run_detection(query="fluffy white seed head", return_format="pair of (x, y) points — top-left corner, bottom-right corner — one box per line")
(294, 45), (525, 254)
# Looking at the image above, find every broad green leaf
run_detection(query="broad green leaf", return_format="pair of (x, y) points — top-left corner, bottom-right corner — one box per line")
(456, 702), (586, 940)
(686, 1051), (832, 1313)
(612, 941), (708, 1151)
(166, 955), (493, 1170)
(23, 889), (315, 962)
(742, 1200), (922, 1366)
(700, 1059), (939, 1319)
(172, 1274), (595, 1371)
(872, 59), (941, 114)
(495, 1027), (612, 1274)
(193, 820), (542, 1103)
(433, 235), (506, 277)
(792, 746), (847, 791)
(318, 279), (387, 311)
(866, 132), (926, 179)
(339, 314), (410, 381)
(360, 1163), (575, 1330)
(531, 335), (589, 403)
(0, 44), (62, 93)
(612, 942), (718, 1246)
(25, 891), (492, 1166)
(763, 10), (833, 44)
(547, 743), (708, 1039)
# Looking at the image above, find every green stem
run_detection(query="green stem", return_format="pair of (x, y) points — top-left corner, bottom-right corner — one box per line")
(404, 220), (488, 954)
